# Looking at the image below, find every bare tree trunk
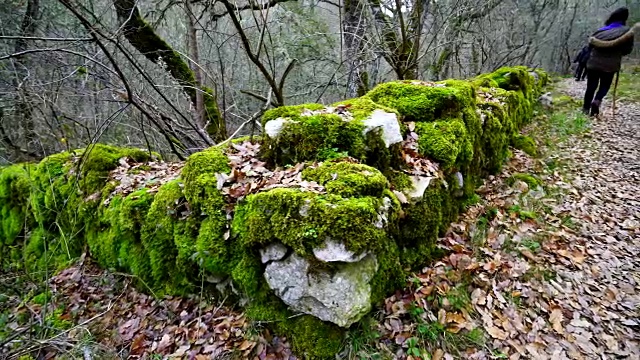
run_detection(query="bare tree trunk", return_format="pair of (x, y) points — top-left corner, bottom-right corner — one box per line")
(112, 0), (226, 141)
(9, 0), (42, 159)
(185, 0), (205, 129)
(343, 0), (368, 97)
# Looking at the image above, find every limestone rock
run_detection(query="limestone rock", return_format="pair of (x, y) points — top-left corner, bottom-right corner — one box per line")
(455, 172), (464, 188)
(264, 118), (289, 138)
(539, 92), (553, 108)
(313, 238), (367, 263)
(374, 197), (393, 229)
(362, 110), (403, 148)
(264, 252), (378, 327)
(260, 242), (289, 263)
(407, 175), (434, 200)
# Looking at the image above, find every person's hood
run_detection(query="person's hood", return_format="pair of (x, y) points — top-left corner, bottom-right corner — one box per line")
(593, 26), (630, 41)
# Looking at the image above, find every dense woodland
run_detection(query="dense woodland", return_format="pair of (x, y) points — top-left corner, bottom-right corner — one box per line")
(0, 0), (638, 163)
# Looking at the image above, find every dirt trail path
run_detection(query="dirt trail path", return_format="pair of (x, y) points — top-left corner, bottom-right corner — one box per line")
(545, 79), (640, 358)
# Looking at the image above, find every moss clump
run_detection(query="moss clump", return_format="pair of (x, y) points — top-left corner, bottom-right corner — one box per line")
(79, 144), (150, 193)
(507, 173), (541, 188)
(232, 189), (393, 256)
(246, 302), (345, 359)
(331, 97), (399, 121)
(261, 101), (402, 172)
(262, 103), (326, 125)
(262, 107), (368, 166)
(302, 161), (389, 198)
(387, 170), (414, 192)
(398, 184), (446, 267)
(476, 66), (535, 94)
(0, 164), (32, 248)
(415, 120), (473, 168)
(365, 81), (475, 122)
(478, 107), (509, 174)
(182, 147), (230, 215)
(512, 134), (538, 157)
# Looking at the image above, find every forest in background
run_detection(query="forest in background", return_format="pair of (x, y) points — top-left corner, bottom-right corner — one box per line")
(1, 0), (638, 163)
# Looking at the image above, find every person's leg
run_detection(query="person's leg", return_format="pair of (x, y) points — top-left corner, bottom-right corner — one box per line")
(594, 71), (615, 101)
(581, 64), (588, 80)
(577, 64), (585, 81)
(583, 70), (600, 113)
(591, 71), (615, 116)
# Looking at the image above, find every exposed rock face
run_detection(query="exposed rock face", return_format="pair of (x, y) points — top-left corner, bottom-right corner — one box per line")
(313, 238), (368, 263)
(264, 252), (378, 328)
(362, 109), (403, 148)
(264, 118), (288, 138)
(408, 175), (434, 200)
(260, 242), (289, 264)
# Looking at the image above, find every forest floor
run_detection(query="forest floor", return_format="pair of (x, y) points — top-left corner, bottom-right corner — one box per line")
(2, 77), (639, 360)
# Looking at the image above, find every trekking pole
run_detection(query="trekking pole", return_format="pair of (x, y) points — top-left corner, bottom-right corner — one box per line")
(611, 70), (620, 119)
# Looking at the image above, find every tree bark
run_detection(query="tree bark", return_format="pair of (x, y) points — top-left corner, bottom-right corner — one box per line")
(112, 0), (226, 141)
(9, 0), (42, 159)
(185, 0), (205, 130)
(343, 0), (368, 97)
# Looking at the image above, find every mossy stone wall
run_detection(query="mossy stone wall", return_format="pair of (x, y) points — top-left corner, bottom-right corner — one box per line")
(0, 66), (546, 359)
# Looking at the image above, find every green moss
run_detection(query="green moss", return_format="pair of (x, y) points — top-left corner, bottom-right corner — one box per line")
(182, 147), (230, 216)
(262, 103), (325, 125)
(262, 111), (367, 166)
(195, 216), (229, 276)
(387, 170), (414, 192)
(22, 227), (49, 273)
(32, 290), (51, 305)
(86, 195), (125, 269)
(45, 308), (73, 331)
(415, 119), (473, 168)
(365, 80), (475, 122)
(512, 134), (538, 157)
(230, 249), (262, 297)
(80, 144), (150, 194)
(302, 161), (388, 198)
(233, 189), (394, 255)
(478, 107), (509, 174)
(507, 173), (541, 188)
(246, 302), (345, 359)
(0, 164), (33, 247)
(398, 185), (444, 267)
(331, 97), (399, 121)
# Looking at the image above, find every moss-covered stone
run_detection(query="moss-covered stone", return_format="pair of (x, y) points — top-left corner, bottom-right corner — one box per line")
(302, 162), (389, 198)
(261, 103), (402, 172)
(415, 119), (473, 168)
(233, 189), (392, 256)
(0, 164), (33, 248)
(512, 134), (538, 157)
(365, 80), (476, 122)
(507, 173), (541, 188)
(0, 65), (549, 359)
(331, 97), (399, 122)
(262, 110), (367, 166)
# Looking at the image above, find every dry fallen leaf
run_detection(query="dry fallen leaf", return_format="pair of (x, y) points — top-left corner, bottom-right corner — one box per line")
(549, 308), (564, 334)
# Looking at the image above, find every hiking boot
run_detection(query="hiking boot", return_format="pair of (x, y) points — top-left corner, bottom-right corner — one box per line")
(581, 107), (590, 115)
(590, 100), (601, 117)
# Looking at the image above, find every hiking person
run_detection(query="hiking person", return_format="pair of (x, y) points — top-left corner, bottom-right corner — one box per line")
(582, 7), (634, 117)
(573, 43), (590, 81)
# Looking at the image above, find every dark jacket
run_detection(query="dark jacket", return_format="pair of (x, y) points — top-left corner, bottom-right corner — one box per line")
(574, 46), (591, 64)
(587, 26), (634, 72)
